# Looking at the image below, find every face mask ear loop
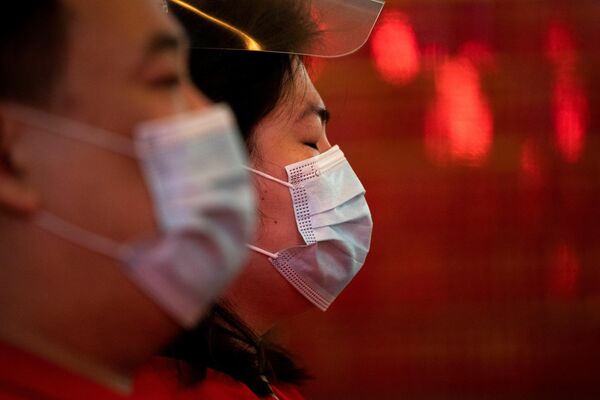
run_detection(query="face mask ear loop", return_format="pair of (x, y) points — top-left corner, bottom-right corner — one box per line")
(34, 211), (123, 260)
(244, 166), (294, 189)
(5, 104), (136, 158)
(246, 244), (279, 260)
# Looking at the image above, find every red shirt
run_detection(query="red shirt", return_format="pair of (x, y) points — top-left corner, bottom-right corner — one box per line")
(0, 341), (129, 400)
(134, 358), (305, 400)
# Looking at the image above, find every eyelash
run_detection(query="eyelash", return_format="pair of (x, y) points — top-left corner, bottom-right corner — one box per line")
(318, 109), (331, 125)
(304, 142), (319, 150)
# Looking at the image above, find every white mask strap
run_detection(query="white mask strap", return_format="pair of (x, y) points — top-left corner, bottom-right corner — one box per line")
(243, 166), (294, 189)
(246, 244), (279, 259)
(35, 211), (124, 260)
(5, 104), (136, 158)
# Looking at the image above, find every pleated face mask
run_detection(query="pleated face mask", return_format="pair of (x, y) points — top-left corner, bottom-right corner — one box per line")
(246, 145), (373, 310)
(7, 103), (255, 327)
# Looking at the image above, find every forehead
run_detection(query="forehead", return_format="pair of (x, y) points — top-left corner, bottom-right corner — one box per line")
(279, 64), (324, 114)
(63, 0), (180, 57)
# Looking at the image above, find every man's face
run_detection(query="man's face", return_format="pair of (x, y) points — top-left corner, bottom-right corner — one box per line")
(7, 0), (209, 243)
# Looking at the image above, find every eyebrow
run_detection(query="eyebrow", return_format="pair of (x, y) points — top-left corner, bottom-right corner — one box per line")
(142, 31), (184, 60)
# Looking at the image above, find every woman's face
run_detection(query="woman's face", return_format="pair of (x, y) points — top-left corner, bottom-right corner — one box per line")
(224, 62), (332, 328)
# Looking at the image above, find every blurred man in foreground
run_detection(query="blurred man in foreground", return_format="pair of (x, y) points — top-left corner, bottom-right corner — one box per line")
(0, 0), (253, 398)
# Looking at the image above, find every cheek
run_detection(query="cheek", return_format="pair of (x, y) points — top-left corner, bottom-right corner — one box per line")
(253, 179), (304, 250)
(21, 129), (156, 242)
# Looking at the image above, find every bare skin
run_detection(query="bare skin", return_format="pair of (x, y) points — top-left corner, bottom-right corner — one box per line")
(0, 0), (210, 391)
(224, 64), (332, 336)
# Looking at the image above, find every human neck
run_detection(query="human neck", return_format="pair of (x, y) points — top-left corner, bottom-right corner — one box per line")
(0, 237), (180, 392)
(223, 297), (277, 337)
(0, 275), (178, 393)
(222, 271), (313, 337)
(0, 323), (133, 393)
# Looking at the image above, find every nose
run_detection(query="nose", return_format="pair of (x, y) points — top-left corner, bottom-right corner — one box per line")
(172, 82), (213, 113)
(317, 134), (333, 153)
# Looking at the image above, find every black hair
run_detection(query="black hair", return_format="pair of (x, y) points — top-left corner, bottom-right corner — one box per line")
(163, 303), (311, 397)
(165, 1), (321, 397)
(187, 49), (302, 147)
(172, 0), (319, 142)
(0, 0), (67, 105)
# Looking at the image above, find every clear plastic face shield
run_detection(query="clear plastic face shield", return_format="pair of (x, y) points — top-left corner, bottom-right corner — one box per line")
(164, 0), (385, 57)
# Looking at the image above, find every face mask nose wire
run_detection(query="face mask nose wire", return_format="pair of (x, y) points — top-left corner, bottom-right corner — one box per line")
(243, 166), (294, 189)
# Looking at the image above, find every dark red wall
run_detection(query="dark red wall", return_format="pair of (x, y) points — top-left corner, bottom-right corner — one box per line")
(280, 1), (600, 398)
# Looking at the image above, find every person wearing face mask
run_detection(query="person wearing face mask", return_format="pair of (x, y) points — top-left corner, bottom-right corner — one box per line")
(133, 1), (382, 398)
(0, 1), (254, 398)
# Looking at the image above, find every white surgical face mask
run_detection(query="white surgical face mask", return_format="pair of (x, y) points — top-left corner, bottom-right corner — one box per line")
(8, 104), (255, 327)
(246, 145), (372, 310)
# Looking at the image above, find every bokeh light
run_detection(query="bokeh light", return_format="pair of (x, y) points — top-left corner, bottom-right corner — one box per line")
(546, 22), (589, 163)
(548, 242), (580, 299)
(424, 56), (493, 166)
(371, 10), (421, 85)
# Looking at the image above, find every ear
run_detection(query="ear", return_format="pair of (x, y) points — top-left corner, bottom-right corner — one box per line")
(0, 110), (39, 215)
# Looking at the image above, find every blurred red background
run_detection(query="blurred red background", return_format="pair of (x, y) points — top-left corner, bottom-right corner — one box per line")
(278, 0), (600, 398)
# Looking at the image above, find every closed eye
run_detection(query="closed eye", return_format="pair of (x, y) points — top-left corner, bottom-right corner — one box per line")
(150, 74), (181, 89)
(299, 105), (331, 126)
(317, 108), (331, 125)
